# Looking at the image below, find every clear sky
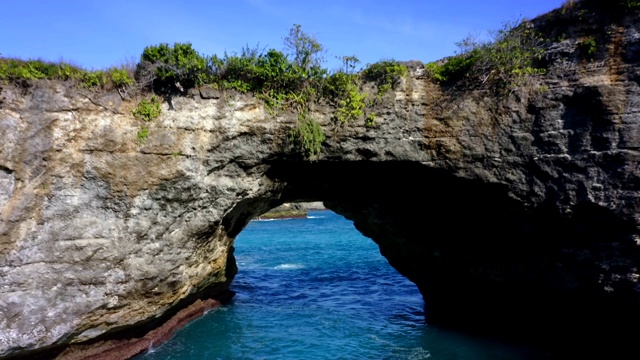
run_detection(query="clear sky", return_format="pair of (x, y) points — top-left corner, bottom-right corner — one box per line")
(0, 0), (564, 71)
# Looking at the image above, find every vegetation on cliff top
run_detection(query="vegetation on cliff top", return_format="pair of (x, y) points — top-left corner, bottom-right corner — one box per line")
(563, 0), (640, 12)
(424, 0), (639, 90)
(0, 58), (136, 92)
(2, 0), (637, 93)
(2, 0), (637, 155)
(426, 18), (546, 91)
(0, 25), (406, 105)
(1, 24), (406, 159)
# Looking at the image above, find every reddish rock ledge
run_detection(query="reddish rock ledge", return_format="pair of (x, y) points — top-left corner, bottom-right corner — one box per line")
(54, 291), (235, 360)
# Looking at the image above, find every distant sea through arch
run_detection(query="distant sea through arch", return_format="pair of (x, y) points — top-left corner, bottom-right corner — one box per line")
(135, 210), (545, 359)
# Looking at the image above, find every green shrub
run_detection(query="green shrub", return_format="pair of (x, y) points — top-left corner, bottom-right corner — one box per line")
(208, 46), (261, 93)
(20, 60), (61, 79)
(210, 44), (324, 113)
(0, 58), (138, 91)
(217, 46), (320, 113)
(289, 113), (325, 159)
(336, 81), (367, 123)
(426, 53), (479, 83)
(108, 67), (134, 88)
(481, 20), (546, 84)
(322, 68), (367, 125)
(82, 70), (107, 89)
(133, 96), (160, 145)
(0, 59), (42, 80)
(132, 96), (162, 121)
(627, 0), (640, 7)
(0, 58), (87, 82)
(323, 72), (357, 100)
(258, 90), (288, 114)
(138, 42), (207, 91)
(255, 49), (303, 94)
(54, 63), (85, 80)
(255, 48), (308, 95)
(579, 37), (597, 58)
(429, 19), (545, 89)
(361, 60), (407, 95)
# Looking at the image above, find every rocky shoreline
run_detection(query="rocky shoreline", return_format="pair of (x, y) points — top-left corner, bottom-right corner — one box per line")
(257, 202), (326, 220)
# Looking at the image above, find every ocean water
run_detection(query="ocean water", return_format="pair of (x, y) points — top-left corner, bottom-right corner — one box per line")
(136, 210), (543, 360)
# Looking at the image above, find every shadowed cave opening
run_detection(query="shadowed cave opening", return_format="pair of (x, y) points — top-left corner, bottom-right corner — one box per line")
(219, 161), (640, 357)
(139, 208), (546, 359)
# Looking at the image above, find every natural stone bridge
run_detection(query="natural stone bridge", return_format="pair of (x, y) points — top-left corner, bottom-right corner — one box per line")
(2, 13), (640, 359)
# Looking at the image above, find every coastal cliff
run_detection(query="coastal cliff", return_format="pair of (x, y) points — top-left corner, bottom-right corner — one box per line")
(2, 3), (640, 358)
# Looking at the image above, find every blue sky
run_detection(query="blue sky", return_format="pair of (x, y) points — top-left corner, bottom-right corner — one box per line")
(1, 0), (563, 71)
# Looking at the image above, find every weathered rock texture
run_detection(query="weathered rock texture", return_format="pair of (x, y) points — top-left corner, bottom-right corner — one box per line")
(2, 6), (640, 359)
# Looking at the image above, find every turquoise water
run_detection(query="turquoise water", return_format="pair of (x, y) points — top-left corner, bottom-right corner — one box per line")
(136, 210), (544, 359)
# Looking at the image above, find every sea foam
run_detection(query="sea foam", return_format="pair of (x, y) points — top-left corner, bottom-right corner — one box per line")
(274, 263), (305, 270)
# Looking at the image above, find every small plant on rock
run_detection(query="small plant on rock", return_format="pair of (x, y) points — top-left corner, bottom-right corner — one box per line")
(336, 81), (367, 124)
(579, 37), (597, 58)
(132, 96), (161, 122)
(137, 125), (149, 144)
(289, 112), (325, 159)
(365, 112), (376, 127)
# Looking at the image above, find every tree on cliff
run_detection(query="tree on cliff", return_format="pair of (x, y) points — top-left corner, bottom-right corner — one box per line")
(284, 24), (325, 72)
(136, 42), (207, 93)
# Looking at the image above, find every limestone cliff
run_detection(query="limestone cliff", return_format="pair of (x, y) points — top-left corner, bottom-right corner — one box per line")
(2, 4), (640, 359)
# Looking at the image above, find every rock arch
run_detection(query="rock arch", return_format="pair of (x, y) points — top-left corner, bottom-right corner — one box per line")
(229, 160), (640, 356)
(2, 34), (640, 357)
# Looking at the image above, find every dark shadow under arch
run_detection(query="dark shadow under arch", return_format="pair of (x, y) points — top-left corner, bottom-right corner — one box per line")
(218, 160), (640, 358)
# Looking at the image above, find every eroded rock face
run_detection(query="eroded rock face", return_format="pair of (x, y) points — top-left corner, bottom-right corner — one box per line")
(1, 8), (640, 359)
(0, 86), (283, 358)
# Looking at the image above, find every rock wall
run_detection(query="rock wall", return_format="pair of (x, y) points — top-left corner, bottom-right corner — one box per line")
(1, 6), (640, 359)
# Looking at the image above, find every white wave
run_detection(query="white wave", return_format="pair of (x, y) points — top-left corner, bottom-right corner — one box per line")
(406, 348), (432, 360)
(274, 263), (305, 270)
(368, 334), (393, 345)
(306, 216), (325, 219)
